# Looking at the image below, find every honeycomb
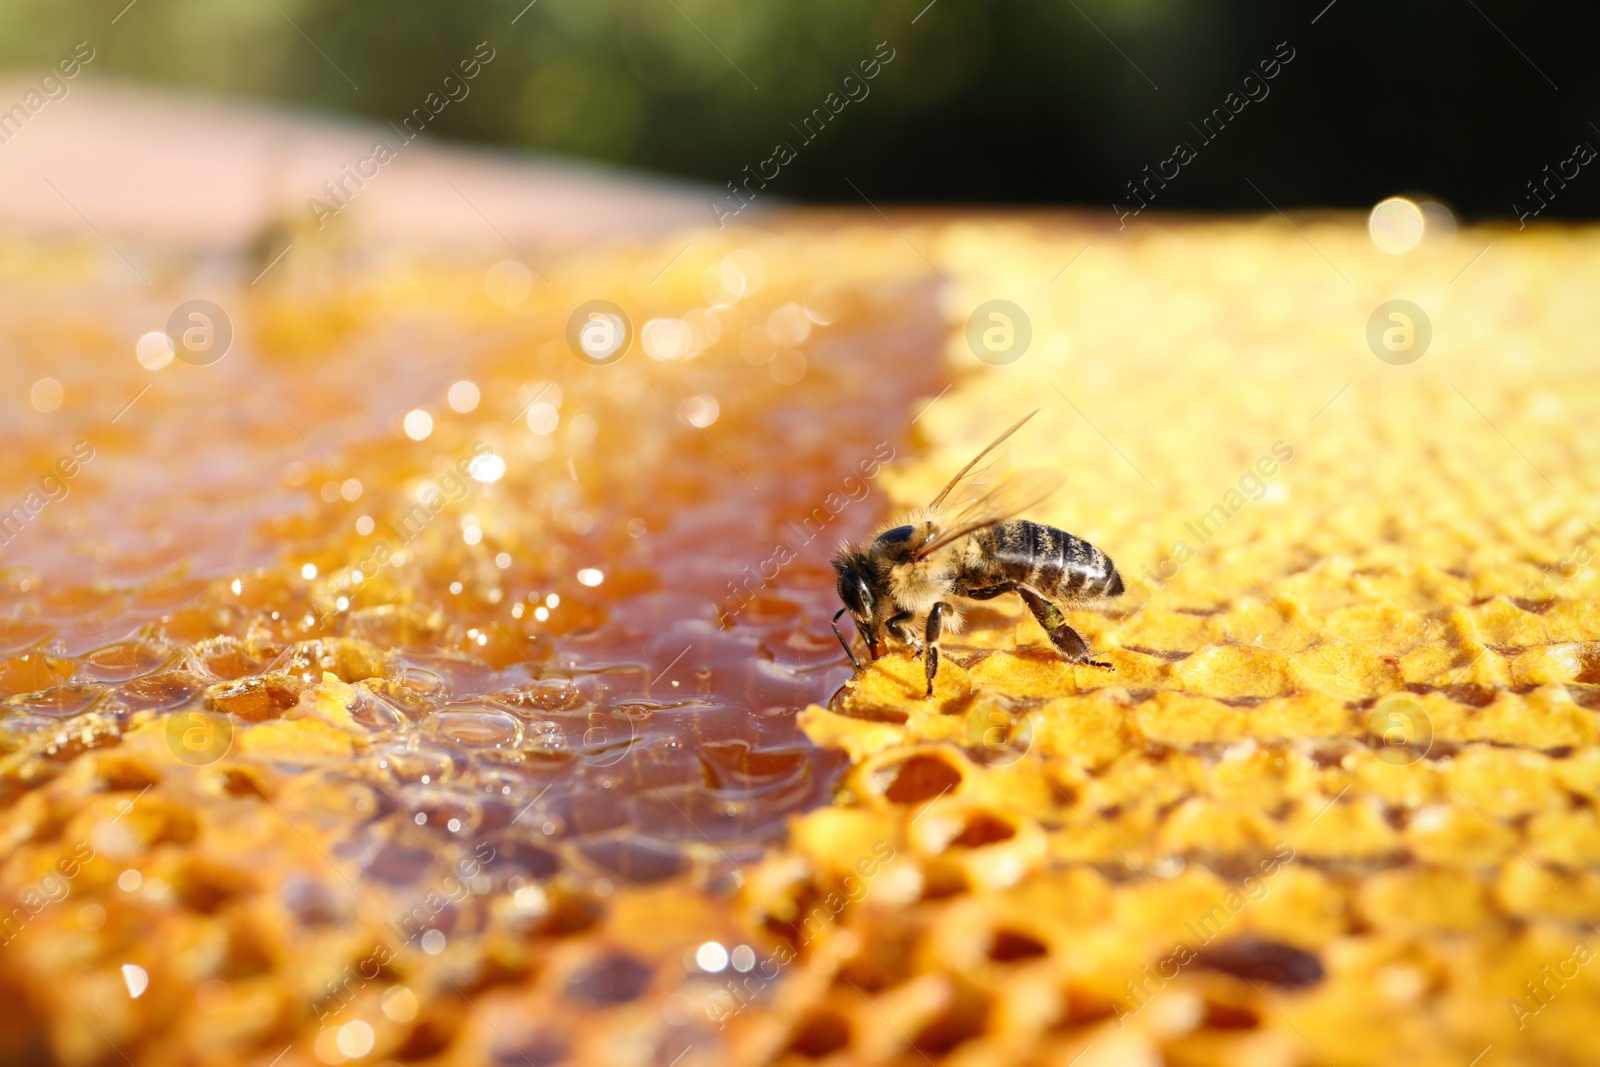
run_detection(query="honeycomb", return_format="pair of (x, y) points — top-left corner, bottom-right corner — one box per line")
(3, 211), (1600, 1067)
(786, 217), (1600, 1067)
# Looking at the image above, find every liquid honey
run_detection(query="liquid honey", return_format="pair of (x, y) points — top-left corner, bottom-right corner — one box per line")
(0, 223), (942, 1063)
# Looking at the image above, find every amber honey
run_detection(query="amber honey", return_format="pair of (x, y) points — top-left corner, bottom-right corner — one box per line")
(0, 223), (939, 1065)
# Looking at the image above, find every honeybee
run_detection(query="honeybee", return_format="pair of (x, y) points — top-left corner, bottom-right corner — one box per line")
(831, 410), (1123, 695)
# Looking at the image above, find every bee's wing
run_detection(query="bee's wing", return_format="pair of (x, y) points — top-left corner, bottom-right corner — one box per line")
(927, 409), (1040, 513)
(912, 468), (1065, 560)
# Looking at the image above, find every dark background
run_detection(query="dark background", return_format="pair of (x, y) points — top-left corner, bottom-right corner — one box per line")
(3, 0), (1596, 221)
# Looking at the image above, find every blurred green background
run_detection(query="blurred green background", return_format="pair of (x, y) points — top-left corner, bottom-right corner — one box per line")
(1, 0), (1595, 219)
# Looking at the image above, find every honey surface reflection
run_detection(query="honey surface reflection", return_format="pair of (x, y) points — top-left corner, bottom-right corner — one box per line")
(0, 229), (941, 1056)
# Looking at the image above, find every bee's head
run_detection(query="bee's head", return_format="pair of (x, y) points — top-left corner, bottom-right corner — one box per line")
(830, 547), (881, 664)
(832, 550), (873, 617)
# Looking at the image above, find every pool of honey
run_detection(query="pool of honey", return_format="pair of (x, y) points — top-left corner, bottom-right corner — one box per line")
(0, 225), (942, 1063)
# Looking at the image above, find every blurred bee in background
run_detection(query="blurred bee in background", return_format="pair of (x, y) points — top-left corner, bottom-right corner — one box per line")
(831, 410), (1123, 695)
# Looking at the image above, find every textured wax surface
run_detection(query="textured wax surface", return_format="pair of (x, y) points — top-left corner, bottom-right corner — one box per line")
(793, 218), (1600, 1067)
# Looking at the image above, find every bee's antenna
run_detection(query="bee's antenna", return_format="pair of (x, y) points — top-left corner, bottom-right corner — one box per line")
(831, 608), (862, 671)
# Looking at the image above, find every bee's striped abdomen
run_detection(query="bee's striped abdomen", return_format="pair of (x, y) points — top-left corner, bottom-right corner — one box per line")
(974, 519), (1123, 601)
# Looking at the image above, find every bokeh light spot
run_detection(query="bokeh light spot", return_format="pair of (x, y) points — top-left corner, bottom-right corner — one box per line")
(403, 409), (434, 440)
(1369, 197), (1424, 254)
(136, 331), (175, 370)
(696, 941), (729, 972)
(448, 380), (481, 412)
(486, 260), (533, 308)
(30, 378), (63, 412)
(469, 454), (507, 483)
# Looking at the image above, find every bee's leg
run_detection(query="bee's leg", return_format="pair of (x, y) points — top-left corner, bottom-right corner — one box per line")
(831, 608), (862, 671)
(1016, 586), (1112, 670)
(961, 582), (1017, 601)
(884, 610), (920, 656)
(923, 601), (951, 697)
